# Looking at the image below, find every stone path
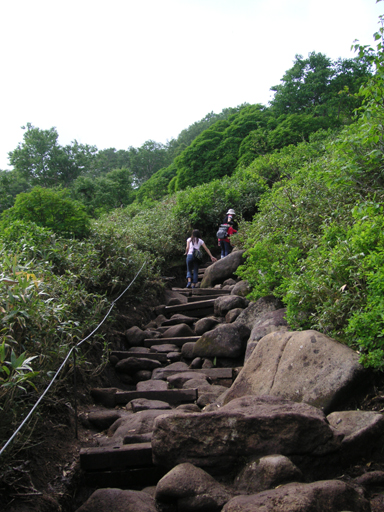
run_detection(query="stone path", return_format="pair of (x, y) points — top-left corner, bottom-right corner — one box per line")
(79, 263), (236, 487)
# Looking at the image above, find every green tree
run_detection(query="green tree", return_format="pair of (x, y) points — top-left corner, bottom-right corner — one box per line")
(9, 124), (97, 188)
(1, 187), (90, 237)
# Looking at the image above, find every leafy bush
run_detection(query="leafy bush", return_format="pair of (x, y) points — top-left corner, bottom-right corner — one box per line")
(1, 187), (91, 237)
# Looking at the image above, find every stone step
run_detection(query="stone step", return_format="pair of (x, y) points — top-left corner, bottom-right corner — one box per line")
(111, 351), (168, 363)
(115, 388), (198, 406)
(187, 295), (224, 303)
(143, 336), (200, 348)
(152, 367), (236, 386)
(164, 299), (215, 318)
(91, 387), (198, 407)
(80, 442), (153, 471)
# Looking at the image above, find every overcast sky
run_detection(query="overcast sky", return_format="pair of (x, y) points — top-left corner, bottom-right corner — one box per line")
(0, 0), (383, 170)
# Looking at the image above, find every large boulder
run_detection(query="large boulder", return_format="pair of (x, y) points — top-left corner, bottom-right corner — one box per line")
(200, 251), (245, 288)
(155, 463), (232, 511)
(152, 395), (341, 474)
(164, 289), (188, 305)
(222, 480), (370, 512)
(221, 330), (367, 413)
(75, 488), (157, 512)
(192, 323), (250, 359)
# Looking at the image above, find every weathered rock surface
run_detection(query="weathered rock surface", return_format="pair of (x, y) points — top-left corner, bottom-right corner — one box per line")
(152, 362), (189, 380)
(200, 251), (245, 288)
(136, 380), (168, 391)
(245, 308), (289, 361)
(328, 409), (384, 462)
(231, 280), (250, 297)
(167, 372), (208, 388)
(125, 326), (147, 347)
(234, 296), (284, 331)
(164, 289), (188, 305)
(221, 330), (367, 413)
(195, 317), (221, 336)
(162, 314), (198, 326)
(129, 399), (172, 412)
(214, 295), (249, 317)
(234, 454), (303, 494)
(115, 357), (162, 373)
(75, 488), (157, 512)
(152, 395), (341, 473)
(86, 410), (122, 431)
(192, 323), (250, 359)
(225, 308), (243, 323)
(161, 323), (195, 338)
(222, 480), (370, 512)
(155, 463), (233, 511)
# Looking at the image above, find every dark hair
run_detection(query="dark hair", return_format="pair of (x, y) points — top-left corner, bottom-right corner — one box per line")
(191, 229), (200, 245)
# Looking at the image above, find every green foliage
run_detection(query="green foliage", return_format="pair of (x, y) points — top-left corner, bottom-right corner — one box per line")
(9, 123), (97, 188)
(71, 167), (135, 216)
(1, 187), (91, 237)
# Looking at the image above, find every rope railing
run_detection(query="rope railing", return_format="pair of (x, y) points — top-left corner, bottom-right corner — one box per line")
(0, 260), (147, 457)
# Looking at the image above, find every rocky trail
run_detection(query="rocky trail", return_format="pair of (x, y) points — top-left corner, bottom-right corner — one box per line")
(74, 251), (384, 512)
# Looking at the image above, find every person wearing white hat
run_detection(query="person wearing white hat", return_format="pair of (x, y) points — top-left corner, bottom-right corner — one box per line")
(218, 209), (237, 258)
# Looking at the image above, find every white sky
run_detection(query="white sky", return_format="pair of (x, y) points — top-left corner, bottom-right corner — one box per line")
(0, 0), (383, 170)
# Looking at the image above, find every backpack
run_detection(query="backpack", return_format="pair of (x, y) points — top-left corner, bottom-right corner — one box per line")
(216, 224), (229, 239)
(193, 247), (203, 262)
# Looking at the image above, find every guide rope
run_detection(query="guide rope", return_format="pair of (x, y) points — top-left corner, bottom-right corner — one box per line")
(0, 260), (147, 457)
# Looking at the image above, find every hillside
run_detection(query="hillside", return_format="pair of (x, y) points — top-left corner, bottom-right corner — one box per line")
(1, 22), (384, 510)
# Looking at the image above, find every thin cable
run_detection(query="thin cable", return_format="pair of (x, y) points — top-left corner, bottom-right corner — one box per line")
(0, 260), (147, 456)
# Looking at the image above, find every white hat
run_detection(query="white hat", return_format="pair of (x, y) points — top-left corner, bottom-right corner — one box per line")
(227, 209), (236, 215)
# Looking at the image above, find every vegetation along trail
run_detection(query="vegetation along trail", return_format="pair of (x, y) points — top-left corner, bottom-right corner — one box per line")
(2, 16), (384, 511)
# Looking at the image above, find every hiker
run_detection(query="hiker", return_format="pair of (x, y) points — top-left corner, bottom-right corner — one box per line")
(185, 229), (217, 288)
(218, 208), (237, 258)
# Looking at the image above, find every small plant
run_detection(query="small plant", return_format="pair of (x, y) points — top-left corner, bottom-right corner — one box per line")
(0, 338), (39, 412)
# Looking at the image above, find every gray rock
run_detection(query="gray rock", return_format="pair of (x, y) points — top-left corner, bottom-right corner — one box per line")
(234, 454), (303, 493)
(155, 463), (232, 511)
(245, 308), (289, 361)
(167, 351), (182, 362)
(214, 295), (249, 317)
(152, 362), (189, 380)
(200, 250), (246, 288)
(176, 404), (202, 413)
(195, 317), (221, 335)
(226, 308), (244, 323)
(181, 342), (197, 359)
(190, 357), (203, 369)
(115, 357), (162, 374)
(167, 372), (209, 388)
(125, 326), (147, 347)
(106, 409), (179, 446)
(222, 480), (370, 512)
(162, 314), (198, 326)
(75, 488), (157, 512)
(164, 290), (188, 305)
(154, 314), (167, 326)
(152, 395), (341, 473)
(231, 280), (250, 297)
(192, 323), (250, 359)
(150, 344), (179, 353)
(234, 296), (284, 331)
(327, 410), (384, 462)
(223, 278), (237, 286)
(136, 380), (168, 391)
(129, 398), (172, 412)
(221, 330), (367, 413)
(162, 323), (195, 338)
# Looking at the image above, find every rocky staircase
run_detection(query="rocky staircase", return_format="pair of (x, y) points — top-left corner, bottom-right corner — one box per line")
(79, 265), (237, 487)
